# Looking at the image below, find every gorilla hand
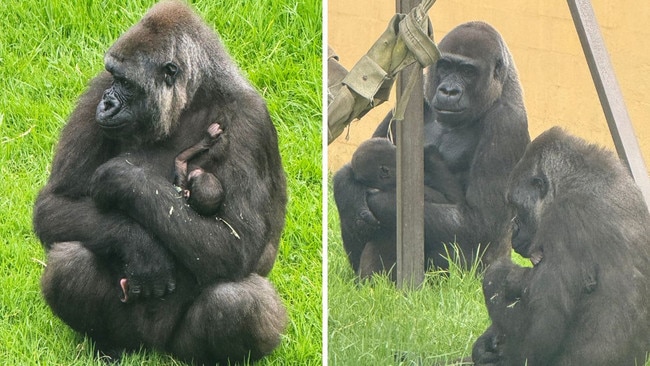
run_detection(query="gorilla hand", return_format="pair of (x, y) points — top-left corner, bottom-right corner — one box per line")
(366, 189), (397, 226)
(119, 232), (176, 302)
(472, 326), (501, 365)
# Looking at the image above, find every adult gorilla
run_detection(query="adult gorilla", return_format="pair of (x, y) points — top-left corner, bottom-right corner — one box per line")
(473, 128), (650, 365)
(333, 21), (530, 277)
(33, 1), (287, 364)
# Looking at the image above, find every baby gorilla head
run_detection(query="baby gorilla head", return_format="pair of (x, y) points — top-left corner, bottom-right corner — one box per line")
(351, 137), (397, 191)
(185, 168), (224, 216)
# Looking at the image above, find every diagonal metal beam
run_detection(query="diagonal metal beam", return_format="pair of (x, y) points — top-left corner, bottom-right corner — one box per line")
(568, 0), (650, 208)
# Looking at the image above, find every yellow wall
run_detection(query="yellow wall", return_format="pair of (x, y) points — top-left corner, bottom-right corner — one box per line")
(328, 1), (650, 173)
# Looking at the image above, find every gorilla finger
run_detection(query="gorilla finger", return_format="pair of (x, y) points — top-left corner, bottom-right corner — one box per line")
(359, 209), (380, 226)
(142, 285), (152, 298)
(129, 283), (142, 300)
(153, 282), (167, 298)
(167, 280), (176, 294)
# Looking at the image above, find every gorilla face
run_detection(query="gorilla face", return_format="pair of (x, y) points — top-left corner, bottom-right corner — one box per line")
(507, 162), (548, 259)
(351, 138), (397, 191)
(431, 23), (508, 127)
(96, 55), (184, 139)
(506, 162), (549, 264)
(96, 61), (148, 136)
(95, 6), (211, 141)
(432, 55), (487, 125)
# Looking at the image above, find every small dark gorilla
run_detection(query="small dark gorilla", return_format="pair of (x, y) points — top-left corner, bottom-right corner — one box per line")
(333, 21), (530, 278)
(350, 138), (464, 279)
(33, 1), (287, 364)
(472, 127), (650, 366)
(174, 123), (225, 216)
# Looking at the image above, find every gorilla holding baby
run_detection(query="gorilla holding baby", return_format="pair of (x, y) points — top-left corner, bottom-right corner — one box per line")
(33, 1), (287, 364)
(333, 21), (530, 278)
(473, 128), (650, 365)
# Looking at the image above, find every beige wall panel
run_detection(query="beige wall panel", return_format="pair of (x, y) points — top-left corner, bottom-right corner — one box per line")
(328, 1), (650, 173)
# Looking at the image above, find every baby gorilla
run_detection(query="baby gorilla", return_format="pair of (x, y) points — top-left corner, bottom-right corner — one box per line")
(351, 137), (463, 209)
(350, 137), (464, 279)
(174, 123), (224, 216)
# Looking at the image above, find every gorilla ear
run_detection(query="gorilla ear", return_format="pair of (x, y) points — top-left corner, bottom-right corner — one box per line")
(493, 59), (505, 81)
(531, 175), (548, 199)
(163, 62), (179, 86)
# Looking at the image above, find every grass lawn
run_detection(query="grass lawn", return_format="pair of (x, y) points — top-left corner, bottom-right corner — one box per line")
(327, 184), (488, 366)
(327, 180), (650, 366)
(0, 0), (321, 365)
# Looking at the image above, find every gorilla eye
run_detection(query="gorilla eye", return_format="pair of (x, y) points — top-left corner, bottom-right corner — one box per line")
(163, 62), (179, 86)
(531, 176), (548, 198)
(113, 77), (134, 94)
(436, 59), (452, 72)
(460, 64), (476, 78)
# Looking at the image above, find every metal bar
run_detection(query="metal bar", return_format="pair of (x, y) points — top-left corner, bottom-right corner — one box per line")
(567, 0), (650, 208)
(395, 0), (425, 288)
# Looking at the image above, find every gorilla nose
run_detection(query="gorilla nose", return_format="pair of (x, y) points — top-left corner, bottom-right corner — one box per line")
(96, 90), (121, 120)
(438, 85), (462, 103)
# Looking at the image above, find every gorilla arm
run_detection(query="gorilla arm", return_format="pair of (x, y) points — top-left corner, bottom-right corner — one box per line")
(368, 103), (529, 259)
(514, 266), (580, 365)
(33, 73), (143, 249)
(91, 106), (284, 285)
(33, 75), (176, 299)
(332, 164), (382, 272)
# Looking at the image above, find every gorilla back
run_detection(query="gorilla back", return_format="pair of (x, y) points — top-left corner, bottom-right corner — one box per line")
(33, 1), (287, 364)
(472, 128), (650, 365)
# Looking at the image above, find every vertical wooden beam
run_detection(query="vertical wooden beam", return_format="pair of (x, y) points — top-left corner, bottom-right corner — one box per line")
(395, 0), (425, 288)
(568, 0), (650, 208)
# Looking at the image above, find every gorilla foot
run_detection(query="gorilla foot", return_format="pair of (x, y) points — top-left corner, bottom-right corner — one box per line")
(119, 278), (129, 303)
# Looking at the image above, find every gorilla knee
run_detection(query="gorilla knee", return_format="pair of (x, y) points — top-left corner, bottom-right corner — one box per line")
(41, 242), (113, 333)
(172, 274), (287, 363)
(217, 274), (287, 357)
(358, 240), (396, 281)
(41, 242), (94, 300)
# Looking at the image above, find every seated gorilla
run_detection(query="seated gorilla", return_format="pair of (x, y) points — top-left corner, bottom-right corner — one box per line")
(32, 1), (287, 364)
(472, 127), (650, 366)
(333, 21), (530, 277)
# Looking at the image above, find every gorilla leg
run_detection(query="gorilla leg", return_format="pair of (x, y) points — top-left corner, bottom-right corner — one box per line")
(358, 237), (396, 281)
(41, 242), (189, 354)
(41, 242), (115, 339)
(333, 164), (381, 271)
(169, 274), (287, 364)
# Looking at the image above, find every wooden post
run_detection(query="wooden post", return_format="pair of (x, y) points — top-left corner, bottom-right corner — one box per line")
(395, 0), (425, 288)
(568, 0), (650, 208)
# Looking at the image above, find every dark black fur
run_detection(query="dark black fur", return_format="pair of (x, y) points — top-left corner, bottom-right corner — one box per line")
(333, 21), (530, 278)
(33, 1), (287, 364)
(185, 169), (224, 216)
(351, 137), (463, 204)
(473, 127), (650, 365)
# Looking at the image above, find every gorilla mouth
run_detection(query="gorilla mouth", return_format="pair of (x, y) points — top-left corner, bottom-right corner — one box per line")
(435, 107), (465, 115)
(98, 121), (128, 130)
(530, 250), (543, 266)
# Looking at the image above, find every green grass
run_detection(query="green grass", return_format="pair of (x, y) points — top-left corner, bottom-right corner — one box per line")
(327, 184), (487, 365)
(327, 180), (650, 366)
(0, 0), (321, 365)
